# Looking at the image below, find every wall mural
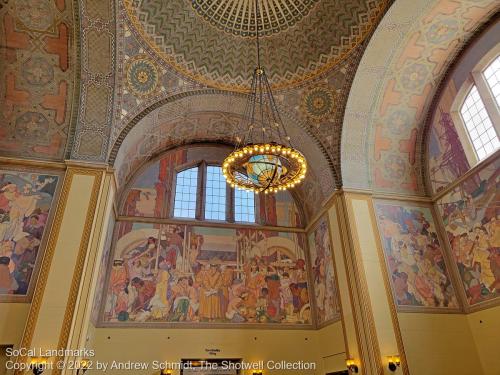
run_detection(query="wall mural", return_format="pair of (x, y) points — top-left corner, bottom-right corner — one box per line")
(437, 161), (500, 306)
(102, 222), (312, 326)
(0, 168), (59, 300)
(374, 202), (459, 310)
(308, 215), (340, 325)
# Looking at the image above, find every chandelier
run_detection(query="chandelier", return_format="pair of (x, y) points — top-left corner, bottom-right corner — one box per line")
(222, 0), (307, 194)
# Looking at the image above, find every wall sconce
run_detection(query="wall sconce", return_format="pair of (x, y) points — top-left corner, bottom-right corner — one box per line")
(346, 359), (358, 373)
(388, 355), (401, 372)
(77, 359), (90, 375)
(160, 370), (172, 375)
(30, 357), (47, 375)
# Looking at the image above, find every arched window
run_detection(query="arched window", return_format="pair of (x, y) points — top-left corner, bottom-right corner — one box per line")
(120, 145), (303, 227)
(173, 167), (198, 218)
(455, 53), (500, 163)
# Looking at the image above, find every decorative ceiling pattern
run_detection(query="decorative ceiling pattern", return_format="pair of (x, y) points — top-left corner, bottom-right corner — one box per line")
(191, 0), (319, 37)
(122, 0), (387, 91)
(111, 91), (334, 218)
(112, 0), (366, 190)
(0, 0), (78, 160)
(70, 0), (116, 161)
(342, 0), (499, 194)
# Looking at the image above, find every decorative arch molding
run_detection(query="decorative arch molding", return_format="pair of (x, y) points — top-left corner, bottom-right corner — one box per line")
(110, 89), (338, 197)
(341, 0), (499, 195)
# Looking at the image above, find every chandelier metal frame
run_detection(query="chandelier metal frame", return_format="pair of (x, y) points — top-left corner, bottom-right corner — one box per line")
(222, 0), (307, 194)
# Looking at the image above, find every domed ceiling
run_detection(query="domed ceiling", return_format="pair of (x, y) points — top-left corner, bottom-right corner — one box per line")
(123, 0), (387, 90)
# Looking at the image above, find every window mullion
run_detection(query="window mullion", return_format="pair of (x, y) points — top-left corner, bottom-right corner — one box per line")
(473, 70), (500, 136)
(227, 185), (235, 223)
(196, 162), (206, 221)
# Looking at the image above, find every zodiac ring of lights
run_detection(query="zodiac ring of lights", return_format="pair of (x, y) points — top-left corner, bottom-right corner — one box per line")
(222, 143), (307, 194)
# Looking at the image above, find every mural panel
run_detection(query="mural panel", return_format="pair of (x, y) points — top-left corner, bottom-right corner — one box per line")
(308, 215), (340, 325)
(374, 202), (459, 310)
(102, 223), (312, 326)
(437, 161), (500, 306)
(0, 168), (60, 300)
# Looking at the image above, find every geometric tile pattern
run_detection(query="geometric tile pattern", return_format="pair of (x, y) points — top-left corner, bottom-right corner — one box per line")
(70, 0), (116, 161)
(0, 0), (78, 160)
(123, 0), (388, 91)
(191, 0), (320, 38)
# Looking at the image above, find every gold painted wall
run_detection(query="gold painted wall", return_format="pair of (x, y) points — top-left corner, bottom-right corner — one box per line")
(0, 304), (29, 345)
(467, 305), (500, 375)
(398, 313), (482, 375)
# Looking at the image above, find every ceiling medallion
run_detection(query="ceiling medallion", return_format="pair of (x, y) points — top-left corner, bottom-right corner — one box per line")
(301, 85), (336, 122)
(125, 55), (159, 97)
(223, 1), (307, 194)
(191, 0), (320, 37)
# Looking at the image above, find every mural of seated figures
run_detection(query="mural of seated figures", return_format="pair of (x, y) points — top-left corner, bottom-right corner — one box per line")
(437, 160), (500, 307)
(101, 222), (312, 326)
(374, 201), (460, 311)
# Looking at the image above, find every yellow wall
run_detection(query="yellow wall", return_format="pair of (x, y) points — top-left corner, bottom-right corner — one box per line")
(467, 305), (500, 375)
(316, 322), (347, 373)
(91, 325), (346, 375)
(398, 313), (482, 375)
(0, 304), (29, 345)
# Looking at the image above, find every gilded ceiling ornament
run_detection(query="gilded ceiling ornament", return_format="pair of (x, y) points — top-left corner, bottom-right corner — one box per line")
(191, 0), (320, 37)
(125, 55), (159, 97)
(301, 85), (336, 122)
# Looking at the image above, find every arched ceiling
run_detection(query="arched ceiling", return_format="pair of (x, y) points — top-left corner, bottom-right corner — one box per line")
(112, 91), (334, 218)
(2, 0), (497, 201)
(342, 0), (499, 195)
(123, 0), (388, 91)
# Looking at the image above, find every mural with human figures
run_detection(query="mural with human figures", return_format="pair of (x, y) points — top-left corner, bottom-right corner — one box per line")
(374, 202), (459, 310)
(308, 216), (340, 325)
(102, 222), (312, 325)
(0, 169), (59, 299)
(437, 161), (500, 306)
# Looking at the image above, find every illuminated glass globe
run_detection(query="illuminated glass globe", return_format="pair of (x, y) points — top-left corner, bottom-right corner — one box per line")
(246, 154), (285, 186)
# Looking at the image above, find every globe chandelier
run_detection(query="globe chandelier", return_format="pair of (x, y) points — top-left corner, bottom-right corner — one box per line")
(222, 0), (307, 194)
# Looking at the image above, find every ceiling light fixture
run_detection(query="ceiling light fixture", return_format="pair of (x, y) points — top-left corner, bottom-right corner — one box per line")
(222, 0), (307, 194)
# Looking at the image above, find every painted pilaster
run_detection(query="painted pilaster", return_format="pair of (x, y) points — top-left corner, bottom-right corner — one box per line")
(14, 165), (113, 374)
(328, 192), (409, 375)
